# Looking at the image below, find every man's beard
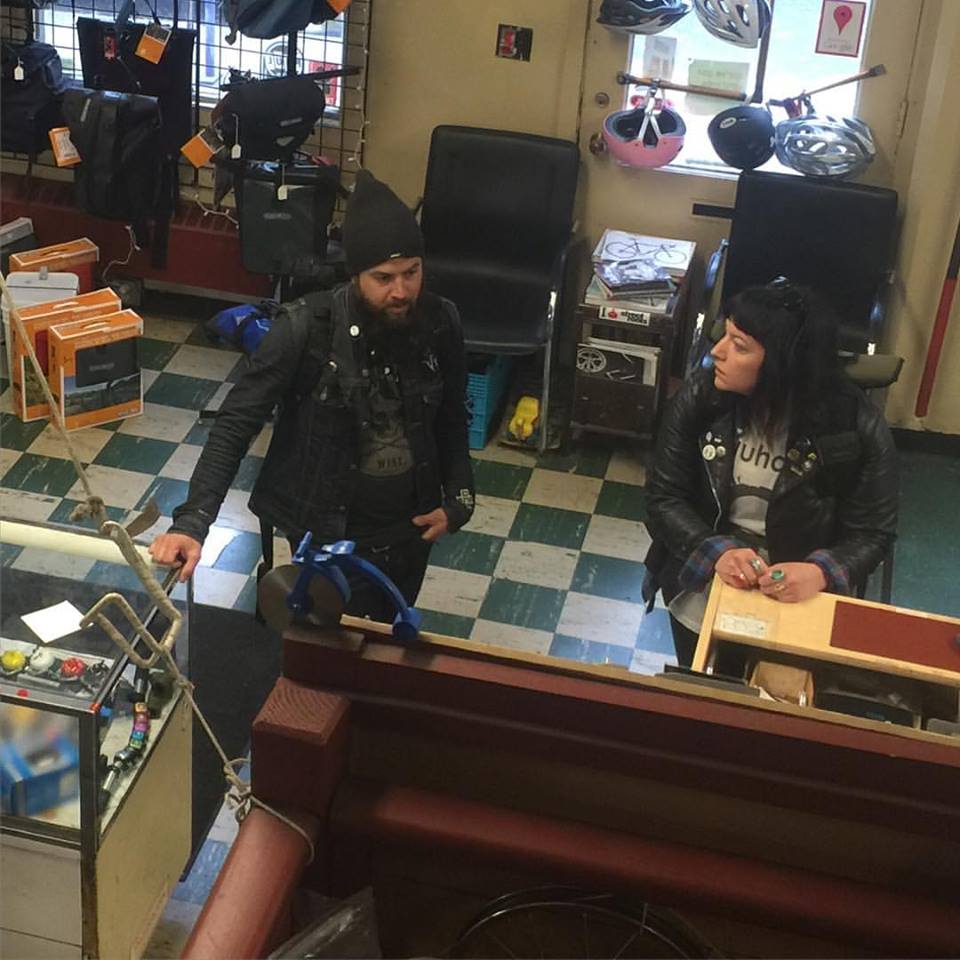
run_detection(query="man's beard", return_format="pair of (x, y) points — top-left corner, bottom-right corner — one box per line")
(356, 289), (417, 329)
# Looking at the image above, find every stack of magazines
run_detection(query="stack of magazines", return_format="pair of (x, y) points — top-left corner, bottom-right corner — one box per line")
(588, 228), (695, 306)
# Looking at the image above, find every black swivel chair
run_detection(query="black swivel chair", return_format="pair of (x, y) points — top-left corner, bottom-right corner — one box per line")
(690, 170), (901, 601)
(419, 125), (581, 452)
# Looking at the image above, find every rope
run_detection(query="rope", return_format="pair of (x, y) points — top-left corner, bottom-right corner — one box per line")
(0, 273), (314, 862)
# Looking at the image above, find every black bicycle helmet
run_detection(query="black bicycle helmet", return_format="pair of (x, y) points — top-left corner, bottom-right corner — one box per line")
(707, 104), (775, 169)
(597, 0), (691, 35)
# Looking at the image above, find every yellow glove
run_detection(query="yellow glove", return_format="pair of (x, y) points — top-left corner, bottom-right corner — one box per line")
(509, 395), (540, 441)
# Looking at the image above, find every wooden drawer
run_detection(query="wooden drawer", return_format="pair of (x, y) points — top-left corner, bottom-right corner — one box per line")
(572, 375), (656, 436)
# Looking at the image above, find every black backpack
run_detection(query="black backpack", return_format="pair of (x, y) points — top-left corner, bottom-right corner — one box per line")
(62, 88), (162, 227)
(225, 0), (347, 40)
(0, 40), (68, 156)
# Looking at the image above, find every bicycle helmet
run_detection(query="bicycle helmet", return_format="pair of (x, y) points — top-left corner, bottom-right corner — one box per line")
(597, 0), (691, 35)
(693, 0), (770, 47)
(774, 110), (876, 179)
(603, 105), (686, 168)
(707, 104), (775, 169)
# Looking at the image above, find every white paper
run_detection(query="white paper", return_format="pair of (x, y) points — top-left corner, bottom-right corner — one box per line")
(21, 601), (84, 644)
(816, 1), (866, 58)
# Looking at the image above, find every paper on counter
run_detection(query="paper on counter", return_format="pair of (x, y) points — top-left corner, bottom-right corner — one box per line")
(21, 600), (84, 644)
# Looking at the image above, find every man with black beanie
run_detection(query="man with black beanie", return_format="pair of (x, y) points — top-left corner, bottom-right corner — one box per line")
(150, 170), (475, 622)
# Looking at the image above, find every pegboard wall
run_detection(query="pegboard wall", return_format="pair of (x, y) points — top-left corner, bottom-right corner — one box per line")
(0, 0), (371, 217)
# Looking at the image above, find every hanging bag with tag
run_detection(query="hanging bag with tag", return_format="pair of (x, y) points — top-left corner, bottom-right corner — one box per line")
(0, 39), (68, 156)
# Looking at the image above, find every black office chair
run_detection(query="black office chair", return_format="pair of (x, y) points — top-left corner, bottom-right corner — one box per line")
(419, 125), (580, 452)
(689, 170), (901, 602)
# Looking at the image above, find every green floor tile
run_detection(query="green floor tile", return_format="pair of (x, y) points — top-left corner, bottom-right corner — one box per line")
(429, 529), (504, 576)
(1, 452), (80, 497)
(508, 502), (590, 550)
(212, 531), (263, 575)
(0, 412), (47, 451)
(136, 477), (191, 516)
(595, 480), (647, 522)
(145, 372), (221, 411)
(93, 433), (178, 475)
(182, 420), (211, 446)
(86, 560), (148, 594)
(231, 455), (265, 493)
(0, 543), (23, 567)
(478, 578), (565, 632)
(138, 337), (182, 371)
(418, 608), (476, 639)
(233, 577), (259, 615)
(635, 607), (676, 655)
(472, 459), (532, 500)
(49, 498), (128, 529)
(571, 552), (646, 603)
(537, 439), (613, 479)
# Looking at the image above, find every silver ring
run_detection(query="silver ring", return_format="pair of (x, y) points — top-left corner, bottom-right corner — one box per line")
(749, 558), (763, 573)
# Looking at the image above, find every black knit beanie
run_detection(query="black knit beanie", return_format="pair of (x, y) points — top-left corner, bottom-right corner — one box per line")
(342, 169), (424, 275)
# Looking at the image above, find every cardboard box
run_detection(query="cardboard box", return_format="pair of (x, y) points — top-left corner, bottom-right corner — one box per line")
(11, 288), (122, 422)
(49, 310), (143, 431)
(9, 238), (99, 293)
(1, 270), (80, 379)
(0, 731), (79, 817)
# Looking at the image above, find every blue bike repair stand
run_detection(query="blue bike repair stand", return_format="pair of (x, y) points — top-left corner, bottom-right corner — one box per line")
(287, 534), (422, 643)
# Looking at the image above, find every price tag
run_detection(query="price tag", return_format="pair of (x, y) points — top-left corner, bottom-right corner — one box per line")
(276, 184), (288, 201)
(13, 60), (24, 81)
(135, 22), (171, 64)
(230, 143), (242, 159)
(49, 127), (82, 167)
(180, 127), (224, 168)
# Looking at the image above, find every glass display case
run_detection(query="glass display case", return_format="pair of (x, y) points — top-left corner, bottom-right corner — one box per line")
(0, 518), (193, 959)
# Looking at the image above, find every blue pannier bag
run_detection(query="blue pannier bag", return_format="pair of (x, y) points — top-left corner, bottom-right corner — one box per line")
(206, 301), (279, 356)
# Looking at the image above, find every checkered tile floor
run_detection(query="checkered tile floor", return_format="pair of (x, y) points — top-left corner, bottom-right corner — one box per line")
(0, 307), (677, 675)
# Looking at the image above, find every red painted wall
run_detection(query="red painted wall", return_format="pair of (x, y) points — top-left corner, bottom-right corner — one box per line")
(2, 175), (272, 298)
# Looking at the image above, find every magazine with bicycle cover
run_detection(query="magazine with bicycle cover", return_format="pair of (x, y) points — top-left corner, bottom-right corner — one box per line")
(592, 229), (696, 279)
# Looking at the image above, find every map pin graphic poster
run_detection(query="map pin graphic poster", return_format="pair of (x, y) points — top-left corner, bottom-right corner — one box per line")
(833, 4), (853, 33)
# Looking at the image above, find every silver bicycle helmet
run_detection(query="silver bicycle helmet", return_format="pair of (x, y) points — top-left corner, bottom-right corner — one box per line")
(774, 109), (876, 179)
(693, 0), (770, 47)
(597, 0), (691, 35)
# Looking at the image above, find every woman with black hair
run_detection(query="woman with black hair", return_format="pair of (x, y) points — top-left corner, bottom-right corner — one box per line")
(642, 279), (899, 667)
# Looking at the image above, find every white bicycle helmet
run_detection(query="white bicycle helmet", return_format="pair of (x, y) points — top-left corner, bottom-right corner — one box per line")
(693, 0), (770, 48)
(597, 0), (691, 35)
(774, 107), (876, 179)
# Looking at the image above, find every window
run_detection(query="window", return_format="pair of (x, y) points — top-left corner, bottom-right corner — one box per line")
(626, 0), (873, 175)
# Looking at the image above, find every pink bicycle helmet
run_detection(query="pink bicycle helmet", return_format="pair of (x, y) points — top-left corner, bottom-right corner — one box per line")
(603, 105), (686, 168)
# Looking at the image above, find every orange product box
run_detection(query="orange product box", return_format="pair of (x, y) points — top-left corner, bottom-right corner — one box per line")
(9, 238), (100, 293)
(10, 288), (122, 422)
(49, 310), (143, 431)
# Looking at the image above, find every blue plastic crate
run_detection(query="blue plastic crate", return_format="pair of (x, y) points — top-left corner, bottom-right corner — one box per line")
(466, 354), (513, 449)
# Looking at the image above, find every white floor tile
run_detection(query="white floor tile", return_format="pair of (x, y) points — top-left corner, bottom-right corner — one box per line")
(26, 425), (114, 463)
(248, 424), (273, 458)
(142, 369), (160, 393)
(142, 316), (193, 343)
(493, 540), (578, 591)
(160, 443), (202, 481)
(216, 489), (260, 533)
(12, 545), (95, 580)
(272, 536), (292, 566)
(198, 526), (247, 568)
(417, 566), (490, 619)
(582, 515), (652, 563)
(192, 566), (249, 608)
(464, 494), (519, 539)
(118, 403), (199, 443)
(470, 441), (537, 467)
(0, 488), (59, 522)
(0, 385), (17, 413)
(629, 649), (676, 676)
(523, 469), (602, 514)
(0, 447), (21, 478)
(469, 618), (553, 655)
(556, 591), (645, 647)
(165, 344), (241, 381)
(66, 465), (153, 510)
(605, 448), (647, 486)
(202, 382), (235, 414)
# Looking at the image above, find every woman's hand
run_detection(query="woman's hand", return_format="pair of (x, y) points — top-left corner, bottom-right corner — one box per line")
(758, 562), (827, 603)
(715, 548), (767, 589)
